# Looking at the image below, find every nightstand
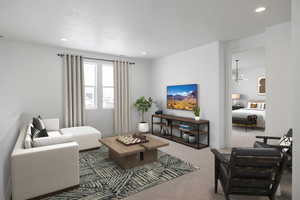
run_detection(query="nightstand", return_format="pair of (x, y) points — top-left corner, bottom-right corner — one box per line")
(232, 105), (244, 110)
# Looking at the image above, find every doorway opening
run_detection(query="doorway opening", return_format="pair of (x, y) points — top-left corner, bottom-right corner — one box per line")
(230, 47), (266, 147)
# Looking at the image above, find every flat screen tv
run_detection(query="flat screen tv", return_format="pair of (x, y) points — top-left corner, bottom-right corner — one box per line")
(167, 84), (198, 111)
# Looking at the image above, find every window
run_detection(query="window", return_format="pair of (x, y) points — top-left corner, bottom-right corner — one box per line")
(84, 62), (97, 109)
(102, 64), (114, 109)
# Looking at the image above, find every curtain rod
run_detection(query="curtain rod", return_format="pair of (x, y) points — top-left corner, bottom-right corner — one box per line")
(57, 54), (135, 65)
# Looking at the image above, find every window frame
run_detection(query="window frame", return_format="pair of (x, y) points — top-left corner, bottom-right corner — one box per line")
(84, 61), (98, 110)
(102, 64), (114, 109)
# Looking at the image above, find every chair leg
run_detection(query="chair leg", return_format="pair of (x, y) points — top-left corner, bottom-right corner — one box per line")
(214, 158), (219, 193)
(269, 195), (275, 200)
(214, 179), (218, 193)
(225, 194), (230, 200)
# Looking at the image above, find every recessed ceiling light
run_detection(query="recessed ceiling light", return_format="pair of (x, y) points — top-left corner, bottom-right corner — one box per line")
(141, 51), (147, 55)
(60, 38), (68, 41)
(255, 7), (266, 13)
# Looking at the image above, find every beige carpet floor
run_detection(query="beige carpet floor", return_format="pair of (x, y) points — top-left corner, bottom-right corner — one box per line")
(124, 132), (292, 200)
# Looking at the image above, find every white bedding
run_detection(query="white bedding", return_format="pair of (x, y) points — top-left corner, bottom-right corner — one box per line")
(232, 108), (265, 128)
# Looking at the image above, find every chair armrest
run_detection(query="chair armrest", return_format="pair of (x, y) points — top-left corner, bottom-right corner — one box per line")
(256, 136), (281, 143)
(43, 118), (59, 131)
(211, 149), (230, 164)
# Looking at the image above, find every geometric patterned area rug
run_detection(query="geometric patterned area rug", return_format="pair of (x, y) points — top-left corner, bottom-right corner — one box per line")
(42, 147), (198, 200)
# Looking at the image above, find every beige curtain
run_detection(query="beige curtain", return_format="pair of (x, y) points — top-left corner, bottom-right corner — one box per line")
(63, 54), (86, 127)
(114, 60), (131, 135)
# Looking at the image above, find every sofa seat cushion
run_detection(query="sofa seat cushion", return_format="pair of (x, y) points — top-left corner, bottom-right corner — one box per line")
(32, 135), (74, 147)
(61, 126), (101, 137)
(60, 126), (102, 150)
(47, 131), (62, 137)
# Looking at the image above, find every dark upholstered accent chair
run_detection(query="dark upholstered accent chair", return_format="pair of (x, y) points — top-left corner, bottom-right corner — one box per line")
(211, 148), (287, 200)
(254, 128), (292, 167)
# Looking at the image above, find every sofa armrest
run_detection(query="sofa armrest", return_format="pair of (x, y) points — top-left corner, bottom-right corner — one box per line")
(43, 118), (59, 131)
(11, 142), (79, 200)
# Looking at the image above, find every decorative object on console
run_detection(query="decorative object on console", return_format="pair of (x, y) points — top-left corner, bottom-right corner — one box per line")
(193, 106), (201, 120)
(182, 133), (189, 142)
(155, 110), (163, 115)
(154, 100), (163, 115)
(167, 84), (198, 111)
(134, 96), (153, 132)
(188, 135), (196, 143)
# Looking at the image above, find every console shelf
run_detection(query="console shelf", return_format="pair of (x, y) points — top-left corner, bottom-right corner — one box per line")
(151, 114), (210, 149)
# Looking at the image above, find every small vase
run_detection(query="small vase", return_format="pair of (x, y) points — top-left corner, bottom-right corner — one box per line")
(194, 116), (200, 121)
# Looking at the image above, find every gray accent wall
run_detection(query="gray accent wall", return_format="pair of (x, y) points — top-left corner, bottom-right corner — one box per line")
(0, 39), (152, 200)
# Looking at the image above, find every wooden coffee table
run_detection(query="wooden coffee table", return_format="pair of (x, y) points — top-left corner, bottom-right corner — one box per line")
(99, 135), (169, 168)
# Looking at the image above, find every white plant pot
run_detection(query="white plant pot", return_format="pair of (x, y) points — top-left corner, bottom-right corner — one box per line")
(138, 122), (149, 132)
(194, 116), (200, 121)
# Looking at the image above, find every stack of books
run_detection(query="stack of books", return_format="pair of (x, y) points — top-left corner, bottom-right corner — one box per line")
(179, 124), (193, 132)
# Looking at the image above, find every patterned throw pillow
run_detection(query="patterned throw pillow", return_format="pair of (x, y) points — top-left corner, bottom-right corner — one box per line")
(31, 126), (48, 139)
(32, 116), (46, 130)
(279, 135), (292, 152)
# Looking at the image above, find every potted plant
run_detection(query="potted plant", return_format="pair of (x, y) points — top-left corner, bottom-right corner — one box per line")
(193, 106), (200, 120)
(134, 96), (153, 132)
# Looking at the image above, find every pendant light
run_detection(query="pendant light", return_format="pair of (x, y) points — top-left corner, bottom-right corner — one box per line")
(234, 60), (246, 83)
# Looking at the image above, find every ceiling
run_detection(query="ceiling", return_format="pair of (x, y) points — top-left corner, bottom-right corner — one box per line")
(232, 47), (266, 69)
(0, 0), (290, 58)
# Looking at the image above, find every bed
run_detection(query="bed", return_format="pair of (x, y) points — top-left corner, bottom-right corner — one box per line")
(232, 101), (266, 129)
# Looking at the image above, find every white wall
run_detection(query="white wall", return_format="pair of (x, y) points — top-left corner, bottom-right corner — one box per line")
(265, 22), (292, 137)
(292, 0), (300, 199)
(151, 41), (225, 148)
(0, 39), (151, 200)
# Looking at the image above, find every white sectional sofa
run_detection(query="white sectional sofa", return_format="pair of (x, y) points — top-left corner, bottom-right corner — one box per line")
(11, 118), (102, 200)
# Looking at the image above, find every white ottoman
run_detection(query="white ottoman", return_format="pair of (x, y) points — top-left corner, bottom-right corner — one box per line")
(60, 126), (102, 151)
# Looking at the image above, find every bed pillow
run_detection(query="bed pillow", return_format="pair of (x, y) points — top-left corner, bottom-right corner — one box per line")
(247, 102), (258, 109)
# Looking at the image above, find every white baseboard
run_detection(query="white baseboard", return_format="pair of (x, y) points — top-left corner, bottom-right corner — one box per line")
(5, 176), (12, 200)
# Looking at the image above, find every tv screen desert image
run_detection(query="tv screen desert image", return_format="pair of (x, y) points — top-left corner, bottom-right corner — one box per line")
(167, 84), (198, 111)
